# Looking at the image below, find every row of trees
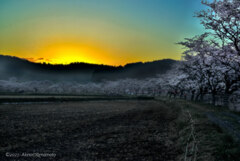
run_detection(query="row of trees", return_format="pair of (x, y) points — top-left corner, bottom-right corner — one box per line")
(0, 77), (163, 96)
(169, 0), (240, 106)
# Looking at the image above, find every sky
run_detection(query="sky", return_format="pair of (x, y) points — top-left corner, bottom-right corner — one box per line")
(0, 0), (206, 66)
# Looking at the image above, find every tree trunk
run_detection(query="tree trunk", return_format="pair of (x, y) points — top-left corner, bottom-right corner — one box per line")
(212, 93), (216, 106)
(199, 88), (204, 102)
(191, 90), (195, 101)
(200, 93), (204, 102)
(191, 93), (195, 101)
(223, 94), (230, 107)
(195, 93), (200, 101)
(180, 91), (183, 99)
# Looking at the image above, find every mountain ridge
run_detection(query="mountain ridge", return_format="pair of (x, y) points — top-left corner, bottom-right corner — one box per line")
(0, 55), (177, 82)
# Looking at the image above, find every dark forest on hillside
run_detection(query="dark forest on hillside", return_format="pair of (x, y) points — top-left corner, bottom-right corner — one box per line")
(0, 55), (176, 82)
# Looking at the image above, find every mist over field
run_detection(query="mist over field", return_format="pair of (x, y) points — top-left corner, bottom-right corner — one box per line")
(0, 55), (176, 82)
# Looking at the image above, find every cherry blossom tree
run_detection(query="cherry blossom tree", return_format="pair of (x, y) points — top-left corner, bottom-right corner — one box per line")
(197, 0), (240, 54)
(177, 0), (240, 106)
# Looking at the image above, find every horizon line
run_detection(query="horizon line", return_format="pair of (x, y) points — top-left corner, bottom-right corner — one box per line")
(0, 54), (177, 67)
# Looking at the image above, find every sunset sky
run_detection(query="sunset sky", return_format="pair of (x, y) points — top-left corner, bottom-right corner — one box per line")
(0, 0), (206, 66)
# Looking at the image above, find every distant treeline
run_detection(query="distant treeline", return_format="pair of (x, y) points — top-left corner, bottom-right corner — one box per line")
(0, 55), (176, 82)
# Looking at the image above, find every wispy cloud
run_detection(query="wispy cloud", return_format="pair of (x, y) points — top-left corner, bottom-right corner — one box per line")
(25, 57), (52, 63)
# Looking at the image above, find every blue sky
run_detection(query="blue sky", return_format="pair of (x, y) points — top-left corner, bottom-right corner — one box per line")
(0, 0), (207, 65)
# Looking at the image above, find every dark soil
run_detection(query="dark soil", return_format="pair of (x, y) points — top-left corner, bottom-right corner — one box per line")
(0, 100), (180, 161)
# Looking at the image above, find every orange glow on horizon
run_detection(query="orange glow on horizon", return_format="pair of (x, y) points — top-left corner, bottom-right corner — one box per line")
(22, 41), (117, 65)
(1, 39), (182, 66)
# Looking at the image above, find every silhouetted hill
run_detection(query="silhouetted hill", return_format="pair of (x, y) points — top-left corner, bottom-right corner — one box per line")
(0, 55), (177, 82)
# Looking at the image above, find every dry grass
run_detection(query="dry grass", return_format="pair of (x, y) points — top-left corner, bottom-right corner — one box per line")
(161, 98), (240, 161)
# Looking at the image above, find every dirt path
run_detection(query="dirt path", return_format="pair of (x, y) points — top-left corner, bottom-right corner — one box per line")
(172, 99), (240, 144)
(0, 100), (180, 161)
(206, 112), (240, 143)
